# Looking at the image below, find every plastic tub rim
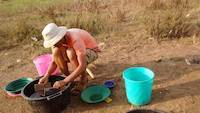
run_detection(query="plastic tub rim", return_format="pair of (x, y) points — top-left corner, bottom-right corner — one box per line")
(21, 82), (71, 101)
(126, 108), (167, 113)
(32, 54), (52, 64)
(123, 67), (155, 83)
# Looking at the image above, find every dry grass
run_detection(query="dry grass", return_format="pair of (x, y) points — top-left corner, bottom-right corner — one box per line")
(0, 0), (199, 52)
(148, 10), (188, 39)
(0, 0), (132, 59)
(0, 17), (41, 43)
(136, 0), (200, 41)
(146, 0), (190, 10)
(0, 0), (128, 48)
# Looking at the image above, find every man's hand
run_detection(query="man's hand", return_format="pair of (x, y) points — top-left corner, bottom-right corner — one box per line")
(38, 76), (49, 84)
(53, 80), (66, 89)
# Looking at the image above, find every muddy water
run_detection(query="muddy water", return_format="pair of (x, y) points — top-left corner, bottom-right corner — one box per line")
(30, 92), (42, 98)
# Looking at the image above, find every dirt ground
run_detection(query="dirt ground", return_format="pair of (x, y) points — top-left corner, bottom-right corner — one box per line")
(1, 34), (200, 113)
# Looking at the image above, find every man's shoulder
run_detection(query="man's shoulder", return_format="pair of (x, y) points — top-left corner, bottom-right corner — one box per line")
(67, 28), (82, 32)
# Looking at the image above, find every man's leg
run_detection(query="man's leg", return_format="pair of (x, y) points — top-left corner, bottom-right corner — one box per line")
(66, 48), (78, 68)
(52, 47), (69, 76)
(66, 48), (87, 84)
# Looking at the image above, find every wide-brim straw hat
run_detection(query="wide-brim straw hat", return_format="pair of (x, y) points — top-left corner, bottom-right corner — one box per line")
(42, 23), (67, 48)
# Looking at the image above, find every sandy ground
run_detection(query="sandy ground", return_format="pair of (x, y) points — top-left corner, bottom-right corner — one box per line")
(1, 36), (200, 113)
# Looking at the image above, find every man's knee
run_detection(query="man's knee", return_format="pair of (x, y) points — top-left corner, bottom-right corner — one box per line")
(67, 48), (76, 61)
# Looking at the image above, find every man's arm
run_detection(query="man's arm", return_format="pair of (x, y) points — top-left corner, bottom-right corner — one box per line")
(44, 61), (57, 77)
(38, 61), (57, 84)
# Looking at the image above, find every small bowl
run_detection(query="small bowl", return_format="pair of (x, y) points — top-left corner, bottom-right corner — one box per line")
(104, 80), (115, 89)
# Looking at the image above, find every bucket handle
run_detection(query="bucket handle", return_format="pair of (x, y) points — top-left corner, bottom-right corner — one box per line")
(46, 82), (71, 101)
(47, 92), (62, 101)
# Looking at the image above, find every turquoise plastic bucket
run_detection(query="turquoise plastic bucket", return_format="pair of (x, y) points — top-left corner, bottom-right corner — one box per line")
(123, 67), (154, 106)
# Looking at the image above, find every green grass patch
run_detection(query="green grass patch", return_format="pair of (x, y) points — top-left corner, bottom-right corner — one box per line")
(0, 0), (71, 15)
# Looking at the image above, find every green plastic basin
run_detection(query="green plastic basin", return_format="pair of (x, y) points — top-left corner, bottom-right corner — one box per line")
(4, 77), (33, 94)
(81, 85), (111, 104)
